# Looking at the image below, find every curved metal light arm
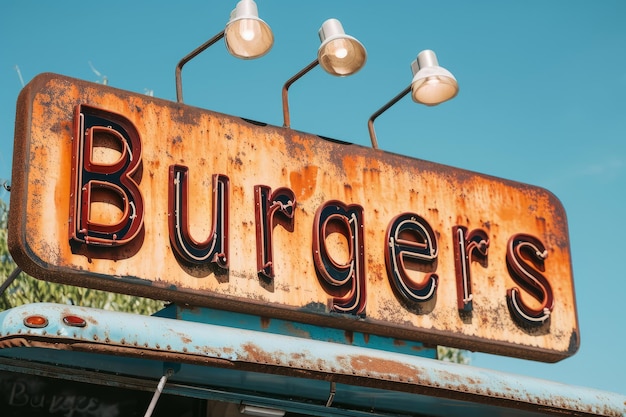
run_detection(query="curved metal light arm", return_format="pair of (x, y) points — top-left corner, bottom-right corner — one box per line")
(281, 59), (320, 128)
(367, 85), (411, 149)
(175, 30), (226, 103)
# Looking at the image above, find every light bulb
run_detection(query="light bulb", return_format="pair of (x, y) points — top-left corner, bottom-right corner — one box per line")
(239, 20), (255, 41)
(332, 40), (349, 59)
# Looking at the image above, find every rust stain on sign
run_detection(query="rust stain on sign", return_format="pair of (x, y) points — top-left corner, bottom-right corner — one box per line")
(8, 74), (579, 362)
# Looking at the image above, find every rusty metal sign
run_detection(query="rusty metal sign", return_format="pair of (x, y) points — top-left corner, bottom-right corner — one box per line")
(9, 73), (579, 362)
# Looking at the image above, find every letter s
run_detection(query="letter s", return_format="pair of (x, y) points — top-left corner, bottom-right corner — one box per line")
(506, 233), (554, 326)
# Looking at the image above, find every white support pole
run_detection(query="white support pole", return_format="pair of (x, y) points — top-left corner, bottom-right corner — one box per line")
(144, 370), (173, 417)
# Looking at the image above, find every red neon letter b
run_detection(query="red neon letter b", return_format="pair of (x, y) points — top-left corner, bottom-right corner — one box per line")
(69, 104), (144, 246)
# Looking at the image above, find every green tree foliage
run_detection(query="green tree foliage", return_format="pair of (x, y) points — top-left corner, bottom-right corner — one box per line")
(437, 346), (471, 365)
(0, 199), (164, 315)
(0, 200), (11, 286)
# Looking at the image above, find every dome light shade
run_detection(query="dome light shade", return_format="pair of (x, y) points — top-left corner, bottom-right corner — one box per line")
(281, 18), (367, 127)
(317, 18), (367, 76)
(410, 50), (458, 106)
(224, 0), (274, 59)
(367, 49), (459, 149)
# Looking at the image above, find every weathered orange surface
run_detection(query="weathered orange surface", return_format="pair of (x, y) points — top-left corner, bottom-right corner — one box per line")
(9, 74), (578, 362)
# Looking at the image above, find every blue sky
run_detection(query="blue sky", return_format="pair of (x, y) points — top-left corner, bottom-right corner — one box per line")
(1, 1), (625, 396)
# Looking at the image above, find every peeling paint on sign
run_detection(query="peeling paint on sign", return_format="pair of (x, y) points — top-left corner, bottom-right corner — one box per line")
(8, 74), (579, 362)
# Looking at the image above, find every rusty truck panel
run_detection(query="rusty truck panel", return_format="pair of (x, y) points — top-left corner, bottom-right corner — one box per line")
(0, 304), (622, 417)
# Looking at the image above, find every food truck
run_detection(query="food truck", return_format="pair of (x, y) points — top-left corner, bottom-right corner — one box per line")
(0, 65), (624, 415)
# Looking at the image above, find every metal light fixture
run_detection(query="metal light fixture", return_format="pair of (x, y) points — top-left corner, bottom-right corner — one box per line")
(368, 49), (458, 149)
(239, 404), (286, 417)
(410, 49), (459, 106)
(282, 18), (367, 128)
(175, 0), (273, 103)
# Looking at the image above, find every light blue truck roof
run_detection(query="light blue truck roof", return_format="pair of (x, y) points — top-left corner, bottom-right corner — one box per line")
(0, 303), (623, 416)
